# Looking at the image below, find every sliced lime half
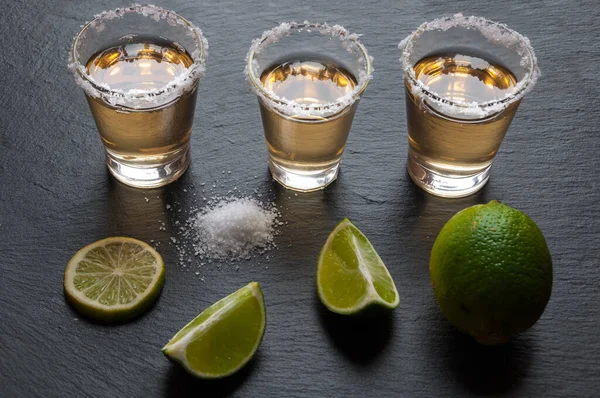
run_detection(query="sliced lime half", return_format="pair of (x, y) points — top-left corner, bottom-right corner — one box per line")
(64, 237), (165, 322)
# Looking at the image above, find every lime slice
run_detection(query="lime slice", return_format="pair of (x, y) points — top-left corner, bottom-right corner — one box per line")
(317, 218), (399, 314)
(162, 282), (266, 379)
(63, 237), (165, 322)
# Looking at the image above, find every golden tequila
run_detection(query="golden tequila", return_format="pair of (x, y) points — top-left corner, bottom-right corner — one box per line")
(400, 15), (540, 197)
(85, 35), (197, 186)
(259, 56), (358, 191)
(406, 48), (520, 194)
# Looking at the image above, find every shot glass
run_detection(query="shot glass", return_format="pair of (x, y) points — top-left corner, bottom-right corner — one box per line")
(399, 14), (540, 198)
(245, 22), (373, 192)
(69, 5), (208, 188)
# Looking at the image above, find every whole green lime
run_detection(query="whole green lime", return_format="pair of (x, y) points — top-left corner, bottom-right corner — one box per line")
(430, 200), (553, 345)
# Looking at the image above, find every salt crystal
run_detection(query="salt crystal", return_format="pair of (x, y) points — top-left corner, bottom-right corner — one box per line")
(398, 13), (539, 120)
(244, 21), (372, 119)
(69, 5), (208, 110)
(166, 204), (171, 210)
(186, 197), (279, 262)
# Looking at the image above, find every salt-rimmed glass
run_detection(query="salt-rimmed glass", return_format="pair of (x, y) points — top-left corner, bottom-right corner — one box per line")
(245, 22), (373, 192)
(399, 14), (540, 198)
(69, 5), (208, 188)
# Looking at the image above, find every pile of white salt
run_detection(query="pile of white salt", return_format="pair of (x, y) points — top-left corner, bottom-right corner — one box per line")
(186, 197), (279, 262)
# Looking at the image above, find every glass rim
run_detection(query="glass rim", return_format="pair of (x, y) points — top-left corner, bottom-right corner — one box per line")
(245, 21), (373, 118)
(68, 4), (208, 109)
(399, 13), (540, 119)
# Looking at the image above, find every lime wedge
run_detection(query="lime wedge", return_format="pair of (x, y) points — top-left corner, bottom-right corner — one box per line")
(162, 282), (266, 379)
(317, 218), (399, 314)
(63, 237), (165, 323)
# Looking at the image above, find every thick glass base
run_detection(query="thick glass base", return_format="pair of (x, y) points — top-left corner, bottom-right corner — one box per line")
(105, 146), (190, 189)
(268, 157), (339, 192)
(407, 153), (491, 198)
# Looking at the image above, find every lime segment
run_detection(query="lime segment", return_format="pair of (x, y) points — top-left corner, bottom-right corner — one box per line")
(162, 282), (266, 379)
(63, 237), (165, 322)
(317, 218), (399, 314)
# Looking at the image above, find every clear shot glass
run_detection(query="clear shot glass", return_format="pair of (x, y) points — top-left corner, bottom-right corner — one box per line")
(245, 22), (373, 192)
(69, 5), (208, 188)
(399, 14), (540, 198)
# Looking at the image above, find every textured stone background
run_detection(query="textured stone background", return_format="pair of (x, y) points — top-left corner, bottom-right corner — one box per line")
(1, 0), (599, 396)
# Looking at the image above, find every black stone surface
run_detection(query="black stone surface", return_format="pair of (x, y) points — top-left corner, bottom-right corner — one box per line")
(1, 1), (599, 397)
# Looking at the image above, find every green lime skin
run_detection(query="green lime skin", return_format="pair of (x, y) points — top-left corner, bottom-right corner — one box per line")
(430, 201), (553, 345)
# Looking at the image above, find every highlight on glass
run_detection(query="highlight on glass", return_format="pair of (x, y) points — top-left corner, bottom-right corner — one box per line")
(69, 4), (208, 188)
(399, 14), (540, 198)
(245, 22), (373, 192)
